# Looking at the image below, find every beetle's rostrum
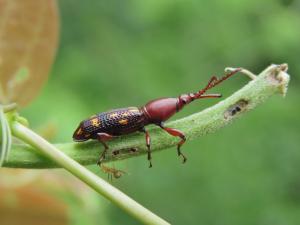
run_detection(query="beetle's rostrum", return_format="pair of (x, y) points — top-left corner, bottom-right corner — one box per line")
(73, 68), (242, 174)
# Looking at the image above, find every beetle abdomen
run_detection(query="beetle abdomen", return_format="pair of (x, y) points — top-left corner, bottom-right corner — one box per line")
(82, 107), (147, 137)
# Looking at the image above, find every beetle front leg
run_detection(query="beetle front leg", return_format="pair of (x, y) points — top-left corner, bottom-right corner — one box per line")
(141, 128), (152, 168)
(96, 132), (114, 166)
(159, 123), (187, 163)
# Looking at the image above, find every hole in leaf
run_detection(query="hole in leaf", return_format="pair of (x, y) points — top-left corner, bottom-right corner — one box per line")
(224, 99), (249, 119)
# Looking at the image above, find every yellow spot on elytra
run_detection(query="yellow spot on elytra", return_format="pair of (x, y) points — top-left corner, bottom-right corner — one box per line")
(119, 119), (128, 125)
(77, 128), (83, 135)
(122, 112), (129, 116)
(91, 118), (100, 127)
(109, 113), (118, 118)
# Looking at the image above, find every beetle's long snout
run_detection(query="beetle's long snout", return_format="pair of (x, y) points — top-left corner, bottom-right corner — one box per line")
(194, 93), (222, 99)
(177, 93), (222, 110)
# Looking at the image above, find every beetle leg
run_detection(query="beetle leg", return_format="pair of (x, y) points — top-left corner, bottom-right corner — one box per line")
(96, 133), (114, 166)
(141, 128), (152, 168)
(158, 123), (187, 163)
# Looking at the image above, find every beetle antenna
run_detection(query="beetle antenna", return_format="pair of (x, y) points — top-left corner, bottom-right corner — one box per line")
(192, 68), (242, 99)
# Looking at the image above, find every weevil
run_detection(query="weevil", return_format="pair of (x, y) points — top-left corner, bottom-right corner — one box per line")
(73, 68), (242, 172)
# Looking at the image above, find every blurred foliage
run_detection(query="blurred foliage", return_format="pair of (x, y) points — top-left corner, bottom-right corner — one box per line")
(2, 0), (300, 224)
(0, 0), (58, 106)
(0, 169), (112, 225)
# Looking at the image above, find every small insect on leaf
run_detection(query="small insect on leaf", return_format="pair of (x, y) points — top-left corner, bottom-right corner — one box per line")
(100, 164), (126, 179)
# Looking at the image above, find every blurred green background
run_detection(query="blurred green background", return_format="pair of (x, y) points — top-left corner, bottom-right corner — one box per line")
(9, 0), (300, 224)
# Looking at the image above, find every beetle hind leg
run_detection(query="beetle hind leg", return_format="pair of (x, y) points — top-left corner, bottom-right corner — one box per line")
(159, 123), (187, 163)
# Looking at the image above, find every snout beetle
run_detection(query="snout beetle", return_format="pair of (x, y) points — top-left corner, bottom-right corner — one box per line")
(73, 68), (241, 171)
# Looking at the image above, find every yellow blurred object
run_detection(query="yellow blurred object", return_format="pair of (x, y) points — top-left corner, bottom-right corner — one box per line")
(0, 0), (59, 107)
(0, 169), (68, 225)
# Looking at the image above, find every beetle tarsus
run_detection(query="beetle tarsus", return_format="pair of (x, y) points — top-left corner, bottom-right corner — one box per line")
(180, 153), (187, 163)
(177, 137), (187, 163)
(147, 146), (152, 168)
(148, 160), (152, 168)
(179, 152), (187, 163)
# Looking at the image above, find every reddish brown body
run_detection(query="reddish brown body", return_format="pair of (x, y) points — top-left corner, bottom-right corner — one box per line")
(73, 68), (241, 170)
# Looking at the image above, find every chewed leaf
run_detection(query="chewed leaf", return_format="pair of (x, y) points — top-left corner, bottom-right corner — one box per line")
(0, 0), (59, 107)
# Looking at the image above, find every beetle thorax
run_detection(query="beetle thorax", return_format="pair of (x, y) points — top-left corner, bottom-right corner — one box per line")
(142, 97), (179, 123)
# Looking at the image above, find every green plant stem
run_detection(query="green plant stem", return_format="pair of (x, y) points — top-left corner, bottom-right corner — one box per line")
(11, 121), (170, 225)
(4, 64), (290, 169)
